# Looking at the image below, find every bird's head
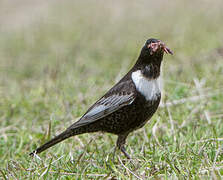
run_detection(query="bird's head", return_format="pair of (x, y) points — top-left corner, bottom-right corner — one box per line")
(139, 38), (173, 65)
(145, 38), (173, 56)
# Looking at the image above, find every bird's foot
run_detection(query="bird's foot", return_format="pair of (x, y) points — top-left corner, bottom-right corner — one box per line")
(116, 133), (131, 159)
(112, 145), (131, 160)
(120, 146), (131, 159)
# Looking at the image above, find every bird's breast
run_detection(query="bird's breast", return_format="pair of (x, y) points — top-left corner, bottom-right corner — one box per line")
(131, 70), (161, 101)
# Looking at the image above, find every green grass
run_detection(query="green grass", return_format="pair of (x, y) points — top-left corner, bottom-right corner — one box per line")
(0, 0), (223, 179)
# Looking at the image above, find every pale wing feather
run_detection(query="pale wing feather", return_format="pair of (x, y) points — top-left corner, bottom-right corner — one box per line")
(72, 93), (135, 128)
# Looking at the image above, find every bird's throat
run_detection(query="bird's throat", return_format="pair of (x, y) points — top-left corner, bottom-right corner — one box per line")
(141, 64), (160, 79)
(134, 54), (162, 79)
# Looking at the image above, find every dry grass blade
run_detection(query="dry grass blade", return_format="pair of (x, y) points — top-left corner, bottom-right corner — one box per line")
(152, 118), (162, 147)
(48, 171), (108, 177)
(204, 110), (212, 124)
(179, 102), (202, 128)
(117, 156), (143, 180)
(194, 138), (223, 144)
(199, 166), (223, 175)
(167, 106), (176, 142)
(160, 92), (219, 108)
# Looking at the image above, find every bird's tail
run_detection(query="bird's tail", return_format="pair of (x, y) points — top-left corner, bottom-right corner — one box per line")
(29, 128), (77, 156)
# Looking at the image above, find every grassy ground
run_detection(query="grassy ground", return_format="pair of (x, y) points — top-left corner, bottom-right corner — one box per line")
(0, 0), (223, 179)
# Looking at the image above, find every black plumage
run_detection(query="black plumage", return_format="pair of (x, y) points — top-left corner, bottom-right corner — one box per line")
(30, 38), (173, 158)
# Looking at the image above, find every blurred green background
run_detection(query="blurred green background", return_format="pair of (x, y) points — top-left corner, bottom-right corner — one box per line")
(0, 0), (223, 179)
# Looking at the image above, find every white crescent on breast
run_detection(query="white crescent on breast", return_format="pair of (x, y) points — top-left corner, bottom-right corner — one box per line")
(131, 70), (161, 101)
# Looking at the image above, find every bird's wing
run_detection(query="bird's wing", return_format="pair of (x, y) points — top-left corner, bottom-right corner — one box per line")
(69, 80), (136, 128)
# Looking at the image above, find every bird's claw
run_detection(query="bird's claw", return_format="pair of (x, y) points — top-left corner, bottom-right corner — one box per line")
(120, 146), (131, 159)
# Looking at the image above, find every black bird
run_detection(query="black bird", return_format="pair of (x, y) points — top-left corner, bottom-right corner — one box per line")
(30, 38), (173, 158)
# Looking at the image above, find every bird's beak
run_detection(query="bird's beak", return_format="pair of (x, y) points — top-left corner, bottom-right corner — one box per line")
(162, 43), (173, 55)
(148, 41), (173, 55)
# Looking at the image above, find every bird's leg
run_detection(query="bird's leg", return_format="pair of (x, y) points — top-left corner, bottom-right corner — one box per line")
(116, 133), (130, 159)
